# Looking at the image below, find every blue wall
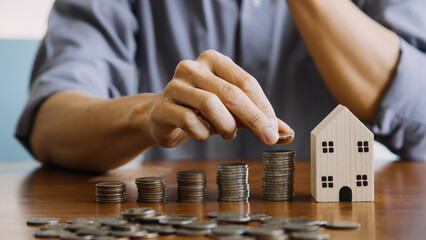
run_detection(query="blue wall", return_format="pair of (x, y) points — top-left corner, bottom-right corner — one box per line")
(0, 39), (40, 161)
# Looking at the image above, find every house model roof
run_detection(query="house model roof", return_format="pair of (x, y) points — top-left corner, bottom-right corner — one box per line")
(311, 104), (368, 136)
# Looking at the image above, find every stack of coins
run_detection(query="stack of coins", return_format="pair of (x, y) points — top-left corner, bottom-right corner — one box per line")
(262, 150), (296, 201)
(177, 171), (207, 202)
(135, 177), (167, 203)
(96, 182), (127, 203)
(216, 163), (249, 202)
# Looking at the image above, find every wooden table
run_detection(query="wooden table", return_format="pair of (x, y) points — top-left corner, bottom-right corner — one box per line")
(1, 158), (426, 239)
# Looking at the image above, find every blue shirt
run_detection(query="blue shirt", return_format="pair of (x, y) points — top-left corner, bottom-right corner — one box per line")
(16, 0), (426, 160)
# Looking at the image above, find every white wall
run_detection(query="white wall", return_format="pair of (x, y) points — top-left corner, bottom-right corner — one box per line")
(0, 0), (54, 39)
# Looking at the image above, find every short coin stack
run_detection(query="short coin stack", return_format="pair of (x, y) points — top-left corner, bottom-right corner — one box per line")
(96, 182), (127, 203)
(216, 163), (249, 202)
(135, 177), (167, 203)
(262, 150), (296, 201)
(177, 170), (207, 202)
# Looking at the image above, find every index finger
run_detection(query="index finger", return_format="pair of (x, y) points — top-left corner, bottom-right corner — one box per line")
(197, 50), (278, 129)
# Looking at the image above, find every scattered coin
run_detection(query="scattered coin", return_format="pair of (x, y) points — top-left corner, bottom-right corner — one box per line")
(176, 228), (211, 236)
(217, 236), (256, 240)
(262, 150), (296, 201)
(177, 170), (207, 202)
(262, 217), (291, 224)
(95, 182), (126, 204)
(158, 216), (194, 226)
(289, 218), (324, 226)
(246, 227), (285, 237)
(249, 213), (271, 221)
(182, 221), (218, 229)
(135, 177), (167, 203)
(141, 224), (177, 234)
(76, 228), (109, 236)
(27, 217), (61, 226)
(34, 229), (63, 238)
(122, 208), (156, 219)
(291, 231), (330, 240)
(211, 225), (247, 236)
(217, 214), (251, 224)
(66, 218), (97, 225)
(58, 231), (94, 240)
(324, 221), (361, 229)
(283, 223), (319, 232)
(216, 163), (250, 202)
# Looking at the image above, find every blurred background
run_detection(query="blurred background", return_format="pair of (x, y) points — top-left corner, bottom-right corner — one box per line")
(0, 0), (397, 162)
(0, 0), (54, 161)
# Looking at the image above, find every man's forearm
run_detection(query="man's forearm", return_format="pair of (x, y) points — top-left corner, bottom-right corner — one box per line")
(31, 90), (159, 171)
(286, 0), (400, 121)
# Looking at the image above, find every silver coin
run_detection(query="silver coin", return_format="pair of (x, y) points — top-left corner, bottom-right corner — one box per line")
(283, 223), (319, 232)
(109, 230), (147, 237)
(217, 214), (251, 223)
(66, 218), (97, 225)
(135, 212), (168, 223)
(181, 221), (218, 229)
(109, 223), (139, 231)
(59, 232), (94, 240)
(95, 215), (127, 226)
(324, 221), (361, 229)
(176, 228), (211, 236)
(217, 236), (256, 240)
(140, 224), (177, 234)
(40, 223), (71, 231)
(27, 217), (61, 226)
(76, 228), (109, 237)
(291, 232), (330, 240)
(142, 231), (159, 238)
(158, 217), (193, 225)
(211, 225), (246, 236)
(34, 229), (64, 238)
(122, 208), (156, 218)
(246, 227), (284, 236)
(262, 217), (291, 224)
(249, 213), (271, 221)
(288, 218), (324, 226)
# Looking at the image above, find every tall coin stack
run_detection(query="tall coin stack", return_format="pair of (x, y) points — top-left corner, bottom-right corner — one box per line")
(177, 170), (207, 202)
(135, 177), (167, 203)
(262, 150), (296, 201)
(96, 182), (127, 203)
(216, 163), (249, 202)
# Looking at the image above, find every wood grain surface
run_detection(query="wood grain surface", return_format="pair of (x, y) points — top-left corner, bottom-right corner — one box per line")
(1, 158), (426, 240)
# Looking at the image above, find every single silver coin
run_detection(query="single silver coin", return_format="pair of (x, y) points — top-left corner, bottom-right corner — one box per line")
(109, 230), (147, 237)
(66, 217), (97, 225)
(27, 217), (61, 226)
(142, 231), (159, 238)
(248, 213), (271, 221)
(181, 221), (218, 229)
(291, 232), (330, 240)
(324, 221), (361, 229)
(40, 223), (70, 230)
(262, 217), (290, 224)
(217, 237), (256, 240)
(158, 217), (193, 225)
(288, 218), (323, 226)
(76, 228), (109, 237)
(217, 214), (251, 223)
(34, 229), (63, 238)
(246, 227), (284, 236)
(140, 224), (177, 234)
(283, 223), (319, 232)
(59, 232), (94, 240)
(176, 228), (211, 236)
(121, 208), (156, 218)
(212, 225), (246, 236)
(95, 215), (127, 226)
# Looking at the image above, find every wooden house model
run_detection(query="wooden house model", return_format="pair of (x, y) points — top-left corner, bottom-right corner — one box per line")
(311, 105), (374, 202)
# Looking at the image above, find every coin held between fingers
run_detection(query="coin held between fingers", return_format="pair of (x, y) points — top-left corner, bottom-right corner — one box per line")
(276, 132), (294, 145)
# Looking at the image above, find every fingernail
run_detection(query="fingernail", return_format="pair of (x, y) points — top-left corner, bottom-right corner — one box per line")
(264, 127), (279, 145)
(269, 117), (278, 130)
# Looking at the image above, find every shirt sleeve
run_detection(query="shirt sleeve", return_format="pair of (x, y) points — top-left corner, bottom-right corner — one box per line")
(365, 0), (426, 160)
(15, 0), (139, 153)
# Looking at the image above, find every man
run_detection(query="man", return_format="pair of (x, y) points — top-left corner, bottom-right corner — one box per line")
(16, 0), (426, 171)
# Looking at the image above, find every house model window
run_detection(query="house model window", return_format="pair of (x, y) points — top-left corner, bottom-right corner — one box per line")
(322, 141), (334, 153)
(321, 176), (334, 188)
(357, 141), (369, 153)
(356, 175), (368, 187)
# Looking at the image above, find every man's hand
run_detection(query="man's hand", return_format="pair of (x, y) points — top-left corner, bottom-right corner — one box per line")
(147, 49), (294, 148)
